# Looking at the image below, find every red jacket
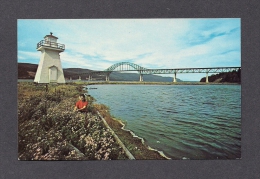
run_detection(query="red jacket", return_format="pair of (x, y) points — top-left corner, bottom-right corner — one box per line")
(75, 100), (88, 111)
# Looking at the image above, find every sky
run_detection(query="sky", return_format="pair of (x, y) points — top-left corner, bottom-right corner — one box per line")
(17, 19), (241, 81)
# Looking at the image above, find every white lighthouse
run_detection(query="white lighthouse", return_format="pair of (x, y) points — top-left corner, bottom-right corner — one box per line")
(34, 32), (66, 84)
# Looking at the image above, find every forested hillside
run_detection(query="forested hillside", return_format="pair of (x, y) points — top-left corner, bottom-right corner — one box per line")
(18, 63), (182, 82)
(200, 69), (241, 83)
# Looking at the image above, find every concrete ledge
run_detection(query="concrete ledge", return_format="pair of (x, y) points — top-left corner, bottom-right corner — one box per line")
(97, 111), (135, 160)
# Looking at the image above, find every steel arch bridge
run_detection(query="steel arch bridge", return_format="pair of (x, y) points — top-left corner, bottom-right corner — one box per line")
(105, 62), (148, 72)
(73, 62), (241, 83)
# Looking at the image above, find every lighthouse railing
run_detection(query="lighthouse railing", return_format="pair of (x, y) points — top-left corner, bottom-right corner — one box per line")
(37, 40), (65, 50)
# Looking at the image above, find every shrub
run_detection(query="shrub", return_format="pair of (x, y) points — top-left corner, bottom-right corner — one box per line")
(18, 83), (127, 160)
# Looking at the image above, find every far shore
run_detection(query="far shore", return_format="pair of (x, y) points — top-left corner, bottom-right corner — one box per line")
(75, 81), (241, 86)
(84, 81), (241, 85)
(18, 79), (241, 85)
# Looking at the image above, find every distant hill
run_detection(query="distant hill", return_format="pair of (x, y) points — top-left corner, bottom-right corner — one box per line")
(18, 63), (182, 82)
(63, 68), (93, 80)
(18, 63), (38, 79)
(200, 69), (241, 83)
(109, 72), (180, 82)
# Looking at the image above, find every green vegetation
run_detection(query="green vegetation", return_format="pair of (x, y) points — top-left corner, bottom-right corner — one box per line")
(18, 83), (127, 160)
(18, 63), (38, 79)
(200, 70), (241, 83)
(18, 82), (167, 160)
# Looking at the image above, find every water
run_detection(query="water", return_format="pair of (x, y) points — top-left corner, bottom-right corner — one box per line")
(87, 84), (241, 159)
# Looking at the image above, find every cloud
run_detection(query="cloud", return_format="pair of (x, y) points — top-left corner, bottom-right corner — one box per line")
(18, 51), (40, 60)
(41, 19), (191, 65)
(17, 19), (241, 80)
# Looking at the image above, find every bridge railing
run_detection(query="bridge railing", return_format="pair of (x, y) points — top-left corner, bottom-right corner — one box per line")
(73, 67), (241, 76)
(140, 67), (241, 74)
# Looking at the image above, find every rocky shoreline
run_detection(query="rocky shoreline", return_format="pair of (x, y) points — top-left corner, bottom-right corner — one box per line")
(93, 103), (168, 160)
(115, 118), (171, 159)
(18, 82), (168, 160)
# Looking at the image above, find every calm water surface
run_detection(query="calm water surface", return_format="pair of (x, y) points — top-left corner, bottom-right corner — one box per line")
(87, 84), (241, 159)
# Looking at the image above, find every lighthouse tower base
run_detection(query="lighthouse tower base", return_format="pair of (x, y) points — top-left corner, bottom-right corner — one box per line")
(34, 48), (65, 84)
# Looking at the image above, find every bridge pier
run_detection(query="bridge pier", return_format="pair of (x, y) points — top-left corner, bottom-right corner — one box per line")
(139, 74), (143, 82)
(88, 75), (93, 81)
(106, 74), (110, 81)
(83, 63), (240, 83)
(173, 72), (177, 83)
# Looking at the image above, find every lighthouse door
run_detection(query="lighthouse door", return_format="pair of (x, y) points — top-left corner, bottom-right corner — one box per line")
(49, 66), (58, 83)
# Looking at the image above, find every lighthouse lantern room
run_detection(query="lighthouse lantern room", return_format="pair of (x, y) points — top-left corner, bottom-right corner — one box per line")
(34, 32), (66, 84)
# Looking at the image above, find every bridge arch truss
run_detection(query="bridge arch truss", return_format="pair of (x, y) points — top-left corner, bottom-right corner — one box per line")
(105, 62), (148, 72)
(73, 62), (240, 83)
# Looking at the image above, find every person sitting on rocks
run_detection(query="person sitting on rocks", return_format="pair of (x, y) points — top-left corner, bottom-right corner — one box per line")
(74, 94), (88, 112)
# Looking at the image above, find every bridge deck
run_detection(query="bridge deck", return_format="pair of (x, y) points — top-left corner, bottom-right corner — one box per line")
(84, 67), (241, 75)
